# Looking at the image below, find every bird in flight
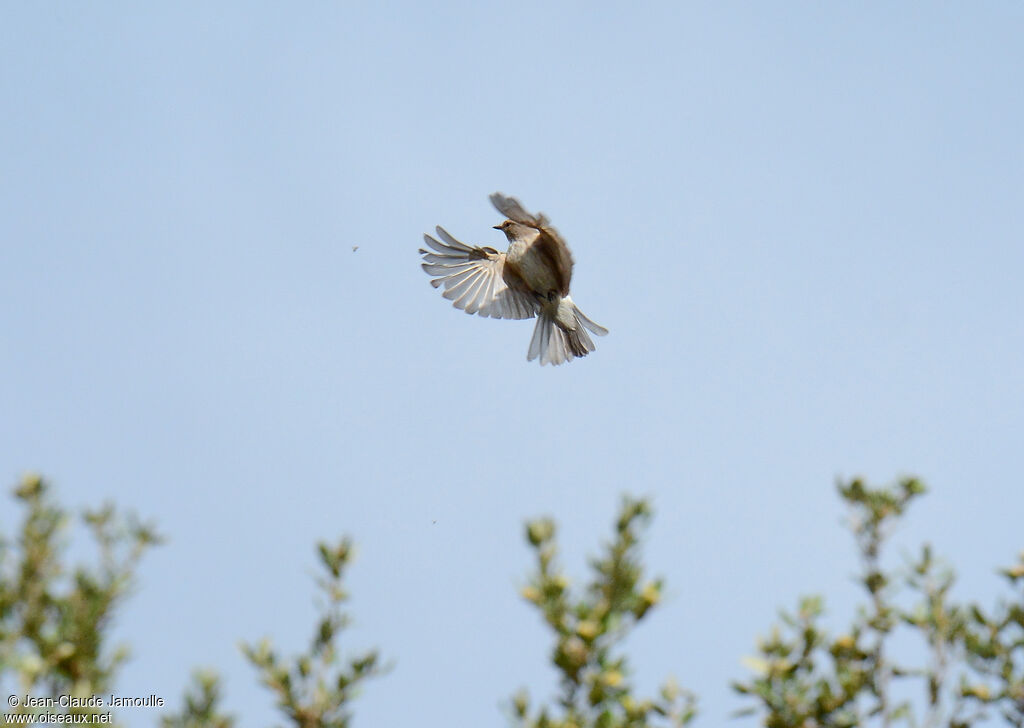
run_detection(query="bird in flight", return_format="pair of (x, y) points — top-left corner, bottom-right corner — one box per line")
(419, 193), (607, 365)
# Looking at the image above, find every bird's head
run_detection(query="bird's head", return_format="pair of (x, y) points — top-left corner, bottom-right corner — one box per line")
(493, 219), (531, 241)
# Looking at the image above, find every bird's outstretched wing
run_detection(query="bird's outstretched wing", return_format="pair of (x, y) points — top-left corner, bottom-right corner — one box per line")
(420, 226), (537, 320)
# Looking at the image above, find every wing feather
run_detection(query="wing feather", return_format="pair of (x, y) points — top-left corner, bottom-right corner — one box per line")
(489, 193), (542, 226)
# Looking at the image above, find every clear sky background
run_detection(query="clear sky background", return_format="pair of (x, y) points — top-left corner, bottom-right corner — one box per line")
(2, 3), (1022, 726)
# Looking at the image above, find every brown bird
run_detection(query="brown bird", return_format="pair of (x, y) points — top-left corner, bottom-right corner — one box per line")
(420, 193), (607, 365)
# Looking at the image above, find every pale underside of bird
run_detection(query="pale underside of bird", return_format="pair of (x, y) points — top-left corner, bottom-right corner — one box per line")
(419, 193), (607, 366)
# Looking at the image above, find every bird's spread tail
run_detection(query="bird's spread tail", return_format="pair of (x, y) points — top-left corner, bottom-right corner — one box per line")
(527, 298), (608, 366)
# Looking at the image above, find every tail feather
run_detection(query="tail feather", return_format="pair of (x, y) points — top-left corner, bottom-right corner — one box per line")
(527, 301), (607, 366)
(527, 311), (548, 362)
(574, 306), (609, 336)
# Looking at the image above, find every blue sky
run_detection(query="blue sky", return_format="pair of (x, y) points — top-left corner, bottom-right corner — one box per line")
(2, 2), (1022, 726)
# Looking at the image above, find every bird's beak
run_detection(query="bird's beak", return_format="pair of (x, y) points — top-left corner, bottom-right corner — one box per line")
(492, 224), (503, 230)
